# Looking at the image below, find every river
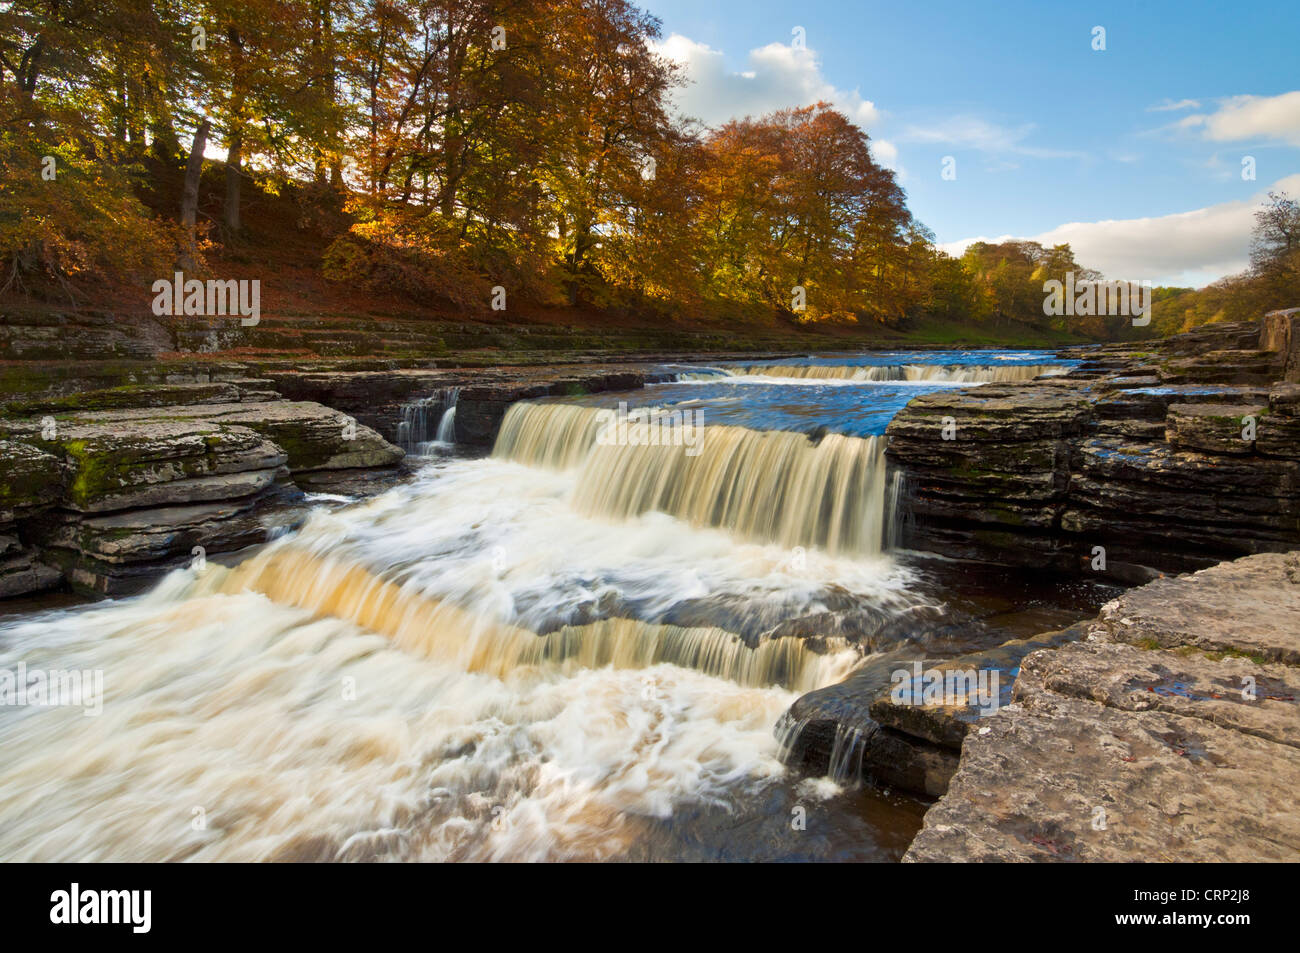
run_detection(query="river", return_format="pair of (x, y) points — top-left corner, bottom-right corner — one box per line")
(0, 350), (1117, 862)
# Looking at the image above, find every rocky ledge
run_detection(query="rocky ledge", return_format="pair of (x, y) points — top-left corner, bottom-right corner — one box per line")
(904, 550), (1300, 862)
(0, 394), (402, 597)
(265, 364), (656, 446)
(780, 309), (1300, 856)
(0, 359), (666, 598)
(886, 312), (1300, 581)
(780, 617), (1091, 797)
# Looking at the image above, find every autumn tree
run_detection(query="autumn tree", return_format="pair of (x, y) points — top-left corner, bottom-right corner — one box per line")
(0, 0), (178, 293)
(6, 0), (1112, 338)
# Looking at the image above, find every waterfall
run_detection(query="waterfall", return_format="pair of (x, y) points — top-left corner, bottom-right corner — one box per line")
(705, 363), (1067, 383)
(494, 402), (611, 470)
(199, 545), (855, 692)
(396, 387), (461, 453)
(436, 403), (457, 443)
(774, 710), (877, 785)
(494, 402), (896, 557)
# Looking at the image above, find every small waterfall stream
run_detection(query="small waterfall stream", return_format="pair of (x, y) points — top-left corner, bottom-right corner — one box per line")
(396, 387), (460, 453)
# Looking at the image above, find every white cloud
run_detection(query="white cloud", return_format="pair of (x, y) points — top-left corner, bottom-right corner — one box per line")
(938, 174), (1300, 288)
(652, 34), (897, 166)
(1148, 98), (1201, 112)
(871, 138), (899, 165)
(1175, 91), (1300, 146)
(899, 116), (1085, 161)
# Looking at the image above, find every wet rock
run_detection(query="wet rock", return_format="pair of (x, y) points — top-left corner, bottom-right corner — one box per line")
(11, 401), (401, 480)
(261, 368), (452, 441)
(0, 399), (403, 596)
(31, 495), (296, 596)
(0, 548), (62, 599)
(905, 550), (1300, 862)
(1165, 402), (1264, 454)
(781, 649), (961, 798)
(192, 402), (404, 471)
(0, 441), (66, 598)
(0, 440), (64, 518)
(781, 623), (1091, 797)
(5, 420), (286, 513)
(867, 624), (1089, 749)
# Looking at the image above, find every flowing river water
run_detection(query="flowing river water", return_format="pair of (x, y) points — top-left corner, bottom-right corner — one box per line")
(0, 350), (1116, 862)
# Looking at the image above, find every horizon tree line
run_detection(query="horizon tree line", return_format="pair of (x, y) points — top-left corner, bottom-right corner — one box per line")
(2, 0), (1293, 334)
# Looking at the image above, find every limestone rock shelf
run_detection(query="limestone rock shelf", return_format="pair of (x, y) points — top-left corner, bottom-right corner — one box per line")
(886, 314), (1300, 581)
(0, 398), (402, 596)
(904, 551), (1300, 862)
(264, 365), (654, 446)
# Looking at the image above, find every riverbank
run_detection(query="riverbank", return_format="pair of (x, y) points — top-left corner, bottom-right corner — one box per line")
(887, 313), (1300, 580)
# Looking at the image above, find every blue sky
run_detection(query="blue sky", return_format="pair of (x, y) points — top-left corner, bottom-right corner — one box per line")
(641, 0), (1300, 286)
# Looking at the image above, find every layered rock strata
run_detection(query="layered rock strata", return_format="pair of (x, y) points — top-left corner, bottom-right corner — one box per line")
(886, 315), (1300, 581)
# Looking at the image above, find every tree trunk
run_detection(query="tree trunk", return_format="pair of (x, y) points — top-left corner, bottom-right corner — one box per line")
(146, 72), (180, 160)
(224, 131), (242, 233)
(182, 121), (210, 228)
(126, 73), (144, 147)
(114, 59), (128, 144)
(180, 119), (211, 269)
(224, 25), (246, 234)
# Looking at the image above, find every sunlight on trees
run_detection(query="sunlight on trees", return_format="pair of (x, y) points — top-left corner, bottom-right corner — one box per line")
(5, 0), (1286, 334)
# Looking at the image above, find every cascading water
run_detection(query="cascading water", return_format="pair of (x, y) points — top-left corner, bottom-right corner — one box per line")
(202, 544), (857, 692)
(495, 403), (897, 556)
(0, 394), (922, 861)
(494, 401), (612, 470)
(397, 387), (460, 453)
(0, 578), (841, 861)
(2, 349), (1085, 862)
(436, 398), (458, 443)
